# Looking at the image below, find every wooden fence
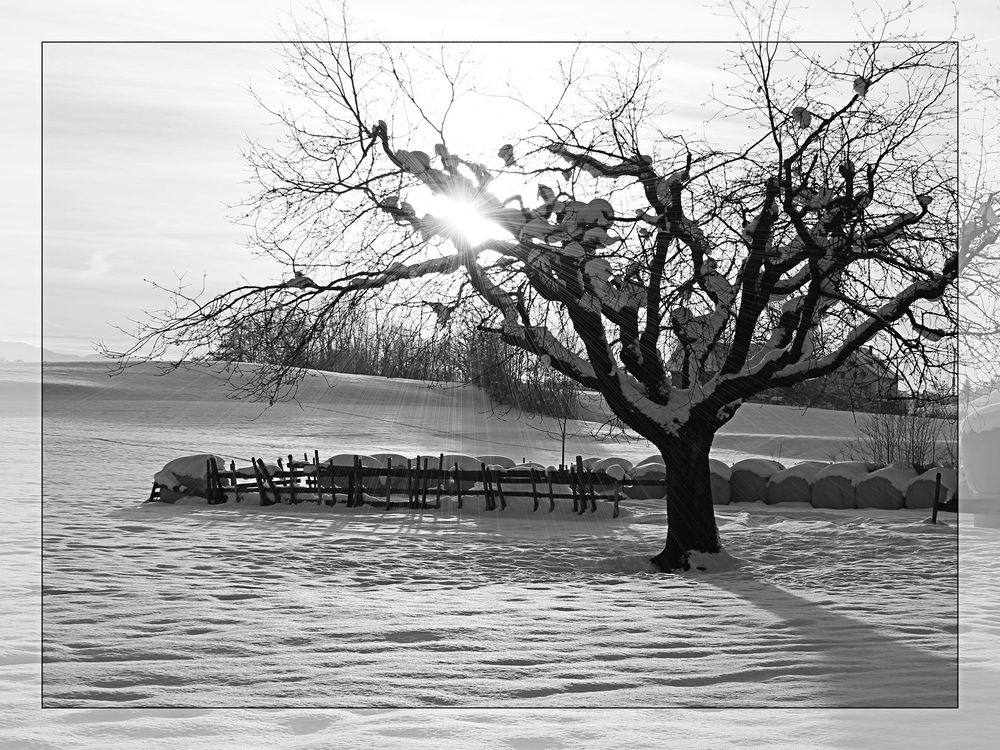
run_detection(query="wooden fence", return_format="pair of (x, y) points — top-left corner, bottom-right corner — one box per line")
(147, 453), (654, 518)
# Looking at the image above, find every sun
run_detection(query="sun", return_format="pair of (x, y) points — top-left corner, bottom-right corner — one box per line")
(422, 193), (509, 246)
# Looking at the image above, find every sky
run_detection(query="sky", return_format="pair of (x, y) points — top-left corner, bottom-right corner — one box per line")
(4, 0), (998, 357)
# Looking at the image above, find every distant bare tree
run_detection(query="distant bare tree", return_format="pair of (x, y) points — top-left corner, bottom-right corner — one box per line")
(958, 62), (1000, 391)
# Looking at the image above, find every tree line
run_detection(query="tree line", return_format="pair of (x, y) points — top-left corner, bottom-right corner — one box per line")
(209, 304), (582, 421)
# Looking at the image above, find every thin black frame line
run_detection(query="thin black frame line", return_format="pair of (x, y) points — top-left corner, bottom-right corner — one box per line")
(39, 39), (960, 45)
(41, 702), (958, 710)
(37, 35), (961, 711)
(39, 37), (46, 712)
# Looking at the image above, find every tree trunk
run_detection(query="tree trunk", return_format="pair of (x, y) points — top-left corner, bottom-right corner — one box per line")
(649, 426), (722, 572)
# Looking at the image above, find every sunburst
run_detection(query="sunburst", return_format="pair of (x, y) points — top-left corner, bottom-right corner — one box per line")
(423, 193), (507, 246)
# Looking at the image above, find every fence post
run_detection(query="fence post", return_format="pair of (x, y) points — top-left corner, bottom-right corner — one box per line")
(529, 467), (539, 512)
(211, 457), (225, 504)
(205, 458), (215, 503)
(494, 467), (507, 511)
(345, 457), (355, 508)
(435, 454), (444, 508)
(422, 457), (431, 509)
(205, 458), (216, 503)
(548, 468), (556, 513)
(412, 457), (421, 509)
(250, 456), (277, 505)
(480, 462), (487, 510)
(407, 458), (414, 509)
(313, 451), (323, 506)
(569, 456), (587, 515)
(287, 454), (298, 504)
(260, 459), (283, 504)
(356, 455), (364, 506)
(230, 461), (238, 503)
(931, 471), (943, 524)
(327, 459), (337, 507)
(385, 457), (393, 509)
(251, 456), (265, 505)
(349, 456), (357, 507)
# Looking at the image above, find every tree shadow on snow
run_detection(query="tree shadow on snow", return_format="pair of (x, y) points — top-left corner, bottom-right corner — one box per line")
(706, 572), (957, 707)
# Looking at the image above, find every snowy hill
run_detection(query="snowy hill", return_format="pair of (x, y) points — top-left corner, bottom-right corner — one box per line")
(0, 340), (97, 362)
(41, 360), (873, 464)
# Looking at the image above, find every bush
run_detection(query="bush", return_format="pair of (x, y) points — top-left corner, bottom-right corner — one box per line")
(839, 405), (957, 469)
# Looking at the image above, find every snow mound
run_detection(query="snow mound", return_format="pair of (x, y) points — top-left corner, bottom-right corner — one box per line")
(904, 467), (958, 509)
(623, 462), (666, 499)
(510, 461), (547, 470)
(585, 457), (631, 491)
(435, 453), (481, 491)
(765, 461), (828, 505)
(370, 452), (410, 490)
(730, 459), (784, 503)
(603, 464), (627, 482)
(856, 462), (920, 510)
(591, 456), (633, 473)
(634, 454), (664, 467)
(810, 461), (872, 509)
(490, 466), (552, 499)
(814, 460), (875, 479)
(475, 454), (515, 469)
(439, 452), (480, 466)
(709, 459), (731, 505)
(683, 547), (745, 573)
(323, 453), (369, 466)
(370, 452), (408, 464)
(153, 453), (229, 501)
(319, 453), (382, 491)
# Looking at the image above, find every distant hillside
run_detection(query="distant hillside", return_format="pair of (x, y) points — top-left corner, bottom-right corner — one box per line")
(38, 360), (872, 463)
(0, 341), (93, 362)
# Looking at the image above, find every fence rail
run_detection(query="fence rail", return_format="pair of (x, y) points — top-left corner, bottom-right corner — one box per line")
(147, 454), (656, 518)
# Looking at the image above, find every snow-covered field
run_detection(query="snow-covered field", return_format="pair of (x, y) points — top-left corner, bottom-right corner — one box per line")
(3, 361), (998, 747)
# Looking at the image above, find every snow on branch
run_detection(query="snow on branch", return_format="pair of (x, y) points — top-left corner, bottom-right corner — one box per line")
(499, 320), (598, 387)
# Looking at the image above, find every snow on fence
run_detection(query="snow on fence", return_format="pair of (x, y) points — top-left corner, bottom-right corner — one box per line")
(147, 453), (959, 519)
(148, 453), (641, 518)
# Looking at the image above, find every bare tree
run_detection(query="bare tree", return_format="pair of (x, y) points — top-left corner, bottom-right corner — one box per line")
(112, 17), (959, 571)
(958, 61), (1000, 391)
